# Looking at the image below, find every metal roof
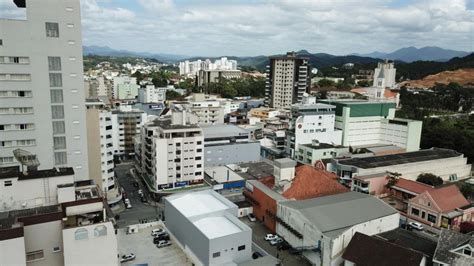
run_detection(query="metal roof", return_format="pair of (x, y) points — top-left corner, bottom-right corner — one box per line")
(280, 192), (397, 237)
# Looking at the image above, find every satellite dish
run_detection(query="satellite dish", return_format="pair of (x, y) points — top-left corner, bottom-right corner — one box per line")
(311, 68), (318, 75)
(13, 149), (40, 172)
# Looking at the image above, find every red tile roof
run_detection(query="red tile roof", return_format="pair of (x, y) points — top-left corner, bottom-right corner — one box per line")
(259, 176), (275, 189)
(392, 178), (434, 194)
(425, 185), (470, 213)
(282, 165), (348, 200)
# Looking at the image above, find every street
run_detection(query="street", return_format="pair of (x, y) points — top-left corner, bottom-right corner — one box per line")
(115, 163), (162, 228)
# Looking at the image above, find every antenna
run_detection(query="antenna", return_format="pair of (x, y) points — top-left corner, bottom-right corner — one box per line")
(13, 149), (40, 173)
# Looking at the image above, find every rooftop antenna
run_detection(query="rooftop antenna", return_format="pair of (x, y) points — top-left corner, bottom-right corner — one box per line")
(13, 149), (40, 174)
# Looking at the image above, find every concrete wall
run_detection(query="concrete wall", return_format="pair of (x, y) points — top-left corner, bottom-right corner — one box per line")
(0, 175), (75, 211)
(204, 142), (260, 167)
(24, 220), (64, 266)
(0, 236), (27, 266)
(62, 222), (117, 266)
(208, 226), (252, 265)
(86, 109), (102, 190)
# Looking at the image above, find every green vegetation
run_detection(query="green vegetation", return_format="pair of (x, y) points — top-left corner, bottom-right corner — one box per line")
(416, 173), (443, 186)
(200, 77), (266, 99)
(166, 90), (183, 100)
(457, 183), (474, 201)
(386, 172), (401, 188)
(83, 55), (160, 71)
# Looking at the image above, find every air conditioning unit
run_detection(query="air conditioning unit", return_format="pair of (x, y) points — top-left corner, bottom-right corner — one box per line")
(21, 202), (27, 208)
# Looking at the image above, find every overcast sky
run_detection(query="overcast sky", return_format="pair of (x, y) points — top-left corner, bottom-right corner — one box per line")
(2, 0), (473, 56)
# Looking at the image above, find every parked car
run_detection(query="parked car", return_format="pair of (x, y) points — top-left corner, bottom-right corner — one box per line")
(252, 252), (263, 259)
(151, 228), (165, 236)
(138, 189), (143, 196)
(120, 253), (135, 263)
(264, 234), (279, 241)
(289, 248), (301, 255)
(133, 182), (139, 188)
(247, 213), (256, 222)
(408, 222), (424, 231)
(270, 238), (284, 246)
(153, 234), (170, 243)
(156, 240), (172, 248)
(124, 198), (132, 209)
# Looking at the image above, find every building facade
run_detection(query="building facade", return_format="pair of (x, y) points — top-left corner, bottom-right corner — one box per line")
(111, 108), (147, 159)
(138, 114), (204, 192)
(113, 76), (138, 100)
(197, 69), (242, 87)
(164, 190), (251, 266)
(138, 85), (166, 103)
(373, 60), (396, 89)
(0, 0), (89, 179)
(265, 52), (310, 109)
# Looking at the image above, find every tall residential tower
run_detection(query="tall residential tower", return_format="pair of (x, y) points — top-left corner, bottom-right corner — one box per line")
(0, 0), (89, 179)
(265, 52), (311, 109)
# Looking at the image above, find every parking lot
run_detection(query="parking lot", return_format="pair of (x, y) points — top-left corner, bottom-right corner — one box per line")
(240, 217), (311, 266)
(117, 224), (192, 266)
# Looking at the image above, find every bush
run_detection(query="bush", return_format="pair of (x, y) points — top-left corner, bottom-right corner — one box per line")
(416, 173), (443, 186)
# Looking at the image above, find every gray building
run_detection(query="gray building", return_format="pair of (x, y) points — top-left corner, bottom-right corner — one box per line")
(197, 69), (242, 87)
(0, 0), (89, 179)
(164, 190), (252, 266)
(202, 124), (261, 167)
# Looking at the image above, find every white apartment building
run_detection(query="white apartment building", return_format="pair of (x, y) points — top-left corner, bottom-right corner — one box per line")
(265, 52), (310, 109)
(179, 57), (238, 76)
(190, 101), (225, 125)
(286, 95), (343, 158)
(138, 85), (166, 103)
(138, 113), (204, 192)
(373, 60), (396, 89)
(111, 106), (147, 159)
(113, 76), (138, 100)
(86, 100), (121, 206)
(0, 0), (89, 179)
(0, 173), (118, 266)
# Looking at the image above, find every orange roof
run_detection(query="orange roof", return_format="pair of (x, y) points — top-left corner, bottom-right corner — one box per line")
(384, 89), (398, 99)
(392, 178), (434, 194)
(259, 176), (275, 189)
(282, 165), (348, 200)
(425, 185), (470, 213)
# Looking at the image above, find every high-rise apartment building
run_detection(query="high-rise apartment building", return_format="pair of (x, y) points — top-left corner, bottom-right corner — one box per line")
(265, 52), (311, 109)
(373, 60), (396, 89)
(0, 0), (89, 179)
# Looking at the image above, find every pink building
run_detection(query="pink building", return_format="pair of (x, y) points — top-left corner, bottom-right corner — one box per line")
(351, 173), (389, 197)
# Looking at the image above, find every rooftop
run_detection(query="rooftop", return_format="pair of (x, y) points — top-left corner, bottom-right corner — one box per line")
(300, 142), (344, 150)
(0, 205), (61, 230)
(337, 148), (462, 169)
(377, 228), (437, 259)
(234, 161), (275, 180)
(148, 118), (200, 131)
(246, 180), (286, 201)
(201, 124), (249, 139)
(433, 229), (474, 266)
(204, 166), (244, 184)
(412, 185), (470, 213)
(0, 166), (74, 180)
(167, 190), (235, 218)
(282, 165), (348, 200)
(391, 178), (434, 195)
(280, 192), (397, 237)
(342, 232), (425, 266)
(193, 216), (242, 239)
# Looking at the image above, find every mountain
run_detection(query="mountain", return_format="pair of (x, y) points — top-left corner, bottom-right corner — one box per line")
(355, 46), (470, 63)
(83, 45), (189, 62)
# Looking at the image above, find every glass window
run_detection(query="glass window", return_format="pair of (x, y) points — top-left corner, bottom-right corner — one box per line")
(50, 89), (64, 103)
(53, 136), (66, 150)
(48, 57), (61, 71)
(93, 225), (107, 237)
(238, 245), (246, 251)
(52, 121), (65, 134)
(51, 106), (64, 119)
(45, 22), (59, 37)
(427, 214), (437, 223)
(212, 252), (220, 258)
(49, 73), (62, 87)
(54, 151), (67, 165)
(411, 208), (420, 216)
(74, 228), (88, 240)
(26, 250), (44, 262)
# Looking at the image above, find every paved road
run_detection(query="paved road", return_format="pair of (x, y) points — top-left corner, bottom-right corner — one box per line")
(115, 163), (162, 228)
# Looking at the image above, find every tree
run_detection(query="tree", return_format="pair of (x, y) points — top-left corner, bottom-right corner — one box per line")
(457, 182), (474, 200)
(416, 173), (443, 186)
(386, 172), (401, 188)
(318, 79), (336, 87)
(357, 80), (370, 87)
(166, 90), (182, 100)
(131, 70), (143, 84)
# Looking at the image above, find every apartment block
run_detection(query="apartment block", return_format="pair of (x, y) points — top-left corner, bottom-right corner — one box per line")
(0, 0), (89, 179)
(111, 107), (147, 160)
(197, 69), (242, 87)
(265, 52), (310, 109)
(113, 76), (138, 100)
(137, 113), (204, 192)
(138, 85), (166, 103)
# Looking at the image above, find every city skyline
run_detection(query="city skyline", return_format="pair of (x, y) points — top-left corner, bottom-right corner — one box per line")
(1, 0), (473, 56)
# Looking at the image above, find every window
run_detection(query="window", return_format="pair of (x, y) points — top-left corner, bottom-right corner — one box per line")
(463, 248), (471, 256)
(74, 228), (88, 240)
(238, 245), (246, 251)
(4, 180), (12, 187)
(52, 247), (61, 253)
(212, 252), (220, 258)
(93, 225), (107, 237)
(0, 157), (14, 165)
(427, 214), (436, 223)
(411, 208), (420, 216)
(0, 39), (2, 45)
(48, 57), (61, 71)
(53, 136), (67, 149)
(45, 22), (59, 37)
(197, 141), (202, 145)
(26, 250), (44, 262)
(51, 106), (64, 119)
(10, 57), (19, 63)
(54, 151), (67, 165)
(53, 121), (65, 134)
(50, 89), (64, 103)
(49, 73), (62, 87)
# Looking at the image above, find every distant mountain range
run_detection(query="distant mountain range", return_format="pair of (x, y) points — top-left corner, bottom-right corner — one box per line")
(83, 45), (471, 70)
(83, 45), (189, 62)
(353, 46), (470, 63)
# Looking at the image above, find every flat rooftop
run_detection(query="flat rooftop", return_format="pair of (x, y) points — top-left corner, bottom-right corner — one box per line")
(300, 142), (344, 150)
(167, 190), (234, 217)
(337, 148), (461, 169)
(193, 216), (242, 239)
(201, 124), (249, 139)
(204, 166), (244, 184)
(0, 166), (74, 180)
(234, 161), (275, 180)
(148, 118), (200, 130)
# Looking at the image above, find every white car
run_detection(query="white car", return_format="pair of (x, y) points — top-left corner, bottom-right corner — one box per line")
(409, 222), (424, 231)
(247, 213), (257, 222)
(151, 228), (165, 236)
(264, 234), (279, 241)
(156, 240), (172, 248)
(270, 238), (284, 246)
(120, 253), (135, 263)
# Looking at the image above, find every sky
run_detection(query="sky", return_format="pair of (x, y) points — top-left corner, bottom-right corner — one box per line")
(1, 0), (473, 56)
